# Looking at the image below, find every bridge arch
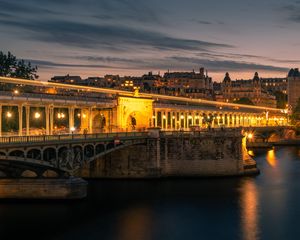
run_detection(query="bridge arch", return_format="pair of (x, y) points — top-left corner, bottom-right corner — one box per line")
(9, 150), (25, 158)
(27, 149), (42, 160)
(95, 144), (105, 154)
(84, 144), (94, 158)
(43, 147), (57, 162)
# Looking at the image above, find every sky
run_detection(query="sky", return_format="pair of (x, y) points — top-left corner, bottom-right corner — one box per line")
(1, 0), (300, 81)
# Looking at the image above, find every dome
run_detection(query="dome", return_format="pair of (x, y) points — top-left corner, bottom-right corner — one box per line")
(253, 72), (260, 82)
(288, 68), (295, 77)
(223, 72), (231, 82)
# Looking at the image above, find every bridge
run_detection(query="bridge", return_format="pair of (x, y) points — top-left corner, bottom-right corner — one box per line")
(0, 76), (289, 137)
(0, 77), (292, 178)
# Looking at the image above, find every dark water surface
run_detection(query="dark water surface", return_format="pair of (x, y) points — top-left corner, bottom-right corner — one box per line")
(0, 147), (300, 240)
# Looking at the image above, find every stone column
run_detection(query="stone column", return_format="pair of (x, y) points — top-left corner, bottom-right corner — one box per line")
(18, 104), (23, 136)
(0, 105), (2, 137)
(45, 106), (50, 135)
(68, 106), (75, 133)
(49, 106), (54, 135)
(170, 112), (173, 129)
(25, 105), (30, 136)
(154, 109), (158, 127)
(88, 108), (93, 133)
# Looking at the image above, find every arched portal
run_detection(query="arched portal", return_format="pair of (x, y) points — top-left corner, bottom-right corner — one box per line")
(117, 96), (153, 131)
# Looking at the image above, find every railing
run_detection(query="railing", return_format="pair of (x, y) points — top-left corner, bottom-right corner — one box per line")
(0, 132), (149, 145)
(0, 91), (115, 104)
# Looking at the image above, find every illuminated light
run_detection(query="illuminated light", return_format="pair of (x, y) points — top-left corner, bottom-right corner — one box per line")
(180, 115), (184, 119)
(6, 111), (12, 118)
(82, 113), (87, 119)
(13, 89), (19, 94)
(34, 112), (41, 119)
(266, 149), (277, 168)
(217, 116), (221, 119)
(152, 115), (156, 119)
(247, 133), (253, 139)
(77, 113), (81, 118)
(188, 115), (192, 119)
(162, 115), (166, 119)
(57, 113), (61, 119)
(70, 127), (75, 132)
(172, 116), (175, 119)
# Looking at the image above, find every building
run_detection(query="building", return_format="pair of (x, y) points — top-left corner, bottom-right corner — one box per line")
(287, 68), (300, 109)
(219, 72), (277, 108)
(261, 78), (287, 94)
(50, 75), (82, 84)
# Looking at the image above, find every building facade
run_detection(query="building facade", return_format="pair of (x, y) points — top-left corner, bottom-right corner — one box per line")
(218, 72), (277, 108)
(287, 68), (300, 109)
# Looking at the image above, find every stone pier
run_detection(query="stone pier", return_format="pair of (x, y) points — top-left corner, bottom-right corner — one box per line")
(79, 128), (258, 178)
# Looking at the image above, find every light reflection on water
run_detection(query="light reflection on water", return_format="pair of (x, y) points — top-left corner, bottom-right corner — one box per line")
(240, 179), (259, 240)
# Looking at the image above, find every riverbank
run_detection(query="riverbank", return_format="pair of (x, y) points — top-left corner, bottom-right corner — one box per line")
(0, 177), (87, 199)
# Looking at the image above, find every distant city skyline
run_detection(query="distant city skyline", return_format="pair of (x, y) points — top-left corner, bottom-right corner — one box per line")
(1, 0), (300, 81)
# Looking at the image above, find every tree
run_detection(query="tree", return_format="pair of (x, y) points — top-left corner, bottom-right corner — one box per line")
(291, 97), (300, 135)
(0, 51), (38, 91)
(274, 91), (287, 109)
(0, 51), (38, 79)
(233, 97), (254, 105)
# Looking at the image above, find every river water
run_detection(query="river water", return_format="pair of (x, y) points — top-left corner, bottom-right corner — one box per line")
(0, 147), (300, 240)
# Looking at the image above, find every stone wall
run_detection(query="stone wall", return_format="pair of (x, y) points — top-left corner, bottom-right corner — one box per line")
(78, 129), (255, 178)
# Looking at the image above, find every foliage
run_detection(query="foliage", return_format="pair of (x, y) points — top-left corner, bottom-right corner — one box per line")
(274, 91), (287, 109)
(0, 51), (38, 91)
(233, 97), (254, 105)
(0, 51), (38, 79)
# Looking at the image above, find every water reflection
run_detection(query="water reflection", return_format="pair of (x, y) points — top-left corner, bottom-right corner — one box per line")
(117, 207), (153, 240)
(266, 149), (277, 168)
(240, 179), (259, 240)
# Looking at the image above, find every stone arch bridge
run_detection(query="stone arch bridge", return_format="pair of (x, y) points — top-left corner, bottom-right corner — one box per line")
(0, 132), (148, 178)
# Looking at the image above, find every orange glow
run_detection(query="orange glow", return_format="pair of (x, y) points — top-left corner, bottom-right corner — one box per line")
(240, 180), (259, 240)
(266, 149), (277, 168)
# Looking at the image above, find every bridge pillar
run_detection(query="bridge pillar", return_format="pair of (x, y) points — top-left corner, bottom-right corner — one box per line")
(18, 104), (23, 136)
(49, 106), (54, 135)
(0, 105), (2, 137)
(45, 106), (50, 135)
(25, 105), (30, 136)
(68, 107), (75, 133)
(89, 108), (93, 133)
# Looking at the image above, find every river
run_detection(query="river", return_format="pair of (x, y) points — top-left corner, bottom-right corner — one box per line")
(0, 146), (299, 240)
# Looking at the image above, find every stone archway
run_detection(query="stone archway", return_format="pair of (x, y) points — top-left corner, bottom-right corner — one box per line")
(92, 113), (107, 133)
(126, 111), (148, 131)
(117, 96), (153, 131)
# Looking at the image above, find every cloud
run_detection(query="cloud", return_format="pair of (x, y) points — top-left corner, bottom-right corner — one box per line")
(280, 2), (300, 23)
(0, 19), (233, 52)
(25, 59), (125, 69)
(168, 56), (289, 72)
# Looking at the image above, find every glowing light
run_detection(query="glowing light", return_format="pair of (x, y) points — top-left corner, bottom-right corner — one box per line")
(162, 115), (166, 119)
(188, 115), (192, 119)
(13, 89), (19, 94)
(152, 115), (156, 119)
(266, 149), (277, 168)
(172, 116), (175, 119)
(6, 112), (12, 118)
(34, 112), (41, 119)
(77, 113), (81, 118)
(70, 127), (75, 132)
(247, 133), (253, 139)
(180, 115), (184, 119)
(82, 113), (87, 119)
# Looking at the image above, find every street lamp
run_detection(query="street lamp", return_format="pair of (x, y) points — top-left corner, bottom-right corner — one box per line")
(6, 111), (12, 118)
(34, 112), (41, 119)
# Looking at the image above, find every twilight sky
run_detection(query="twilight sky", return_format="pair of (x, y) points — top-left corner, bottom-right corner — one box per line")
(1, 0), (300, 81)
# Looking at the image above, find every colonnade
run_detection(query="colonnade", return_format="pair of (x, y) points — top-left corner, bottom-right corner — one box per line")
(151, 109), (288, 130)
(0, 104), (97, 137)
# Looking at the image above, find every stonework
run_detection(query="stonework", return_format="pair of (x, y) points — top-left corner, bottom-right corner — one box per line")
(79, 129), (256, 178)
